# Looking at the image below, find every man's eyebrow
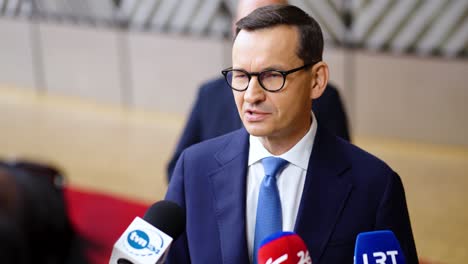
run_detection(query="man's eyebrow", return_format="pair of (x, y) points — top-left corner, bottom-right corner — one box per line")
(232, 64), (287, 72)
(262, 65), (286, 71)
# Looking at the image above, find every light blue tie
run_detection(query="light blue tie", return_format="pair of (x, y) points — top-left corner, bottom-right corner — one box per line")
(253, 157), (289, 264)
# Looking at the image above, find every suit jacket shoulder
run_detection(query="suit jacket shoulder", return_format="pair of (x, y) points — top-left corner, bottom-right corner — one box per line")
(166, 128), (250, 263)
(182, 128), (248, 171)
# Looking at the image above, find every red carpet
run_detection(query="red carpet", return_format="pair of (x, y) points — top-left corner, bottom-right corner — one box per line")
(64, 186), (149, 264)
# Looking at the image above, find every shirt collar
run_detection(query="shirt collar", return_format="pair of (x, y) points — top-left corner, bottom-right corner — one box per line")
(248, 111), (317, 170)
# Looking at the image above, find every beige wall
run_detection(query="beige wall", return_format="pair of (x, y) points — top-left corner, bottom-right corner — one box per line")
(1, 17), (467, 146)
(127, 31), (228, 114)
(353, 52), (468, 146)
(0, 18), (36, 89)
(39, 22), (123, 105)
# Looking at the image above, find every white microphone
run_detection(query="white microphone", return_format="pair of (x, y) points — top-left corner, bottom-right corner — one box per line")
(109, 200), (185, 264)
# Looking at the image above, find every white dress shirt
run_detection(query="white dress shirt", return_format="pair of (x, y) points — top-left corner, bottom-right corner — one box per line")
(246, 112), (318, 261)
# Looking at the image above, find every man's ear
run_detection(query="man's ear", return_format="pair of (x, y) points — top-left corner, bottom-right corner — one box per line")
(310, 61), (329, 100)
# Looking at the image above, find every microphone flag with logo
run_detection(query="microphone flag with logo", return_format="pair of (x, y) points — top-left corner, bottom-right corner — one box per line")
(354, 230), (406, 264)
(109, 200), (185, 264)
(257, 231), (312, 264)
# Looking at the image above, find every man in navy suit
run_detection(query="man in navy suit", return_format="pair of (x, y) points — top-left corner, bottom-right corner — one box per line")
(166, 4), (418, 264)
(166, 0), (350, 181)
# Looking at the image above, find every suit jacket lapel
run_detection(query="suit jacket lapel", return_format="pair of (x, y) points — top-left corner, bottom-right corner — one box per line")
(209, 129), (250, 264)
(295, 126), (353, 263)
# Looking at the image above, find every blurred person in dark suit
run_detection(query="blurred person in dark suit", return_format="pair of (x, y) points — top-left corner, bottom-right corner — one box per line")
(166, 0), (350, 181)
(0, 160), (87, 264)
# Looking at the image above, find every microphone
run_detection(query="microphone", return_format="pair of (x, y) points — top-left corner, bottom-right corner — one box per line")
(109, 200), (185, 264)
(257, 231), (312, 264)
(354, 230), (405, 264)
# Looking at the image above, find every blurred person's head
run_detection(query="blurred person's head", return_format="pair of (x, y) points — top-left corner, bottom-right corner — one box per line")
(233, 0), (288, 36)
(0, 161), (74, 264)
(228, 5), (328, 153)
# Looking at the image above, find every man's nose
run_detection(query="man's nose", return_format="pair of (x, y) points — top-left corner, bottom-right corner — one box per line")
(244, 76), (266, 104)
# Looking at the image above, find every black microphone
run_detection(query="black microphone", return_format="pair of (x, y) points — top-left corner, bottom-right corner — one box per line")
(109, 200), (185, 264)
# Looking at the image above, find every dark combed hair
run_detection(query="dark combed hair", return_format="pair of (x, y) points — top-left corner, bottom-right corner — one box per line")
(235, 4), (323, 65)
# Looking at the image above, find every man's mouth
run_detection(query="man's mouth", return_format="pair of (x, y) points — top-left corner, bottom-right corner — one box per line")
(244, 109), (270, 122)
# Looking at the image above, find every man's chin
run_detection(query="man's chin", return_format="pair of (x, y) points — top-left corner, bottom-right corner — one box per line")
(244, 124), (271, 137)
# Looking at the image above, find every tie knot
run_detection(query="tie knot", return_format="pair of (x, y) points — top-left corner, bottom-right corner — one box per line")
(261, 157), (288, 178)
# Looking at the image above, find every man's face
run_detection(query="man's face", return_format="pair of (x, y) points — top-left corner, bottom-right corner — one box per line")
(232, 25), (313, 142)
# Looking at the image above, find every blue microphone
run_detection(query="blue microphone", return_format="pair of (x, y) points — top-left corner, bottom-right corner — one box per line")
(354, 230), (405, 264)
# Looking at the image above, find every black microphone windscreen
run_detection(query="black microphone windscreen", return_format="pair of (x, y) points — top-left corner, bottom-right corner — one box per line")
(143, 200), (185, 240)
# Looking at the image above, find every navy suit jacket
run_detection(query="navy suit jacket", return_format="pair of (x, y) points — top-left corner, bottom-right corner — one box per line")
(165, 126), (418, 264)
(167, 77), (349, 180)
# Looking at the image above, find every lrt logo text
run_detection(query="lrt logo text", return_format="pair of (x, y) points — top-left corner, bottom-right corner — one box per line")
(357, 251), (399, 264)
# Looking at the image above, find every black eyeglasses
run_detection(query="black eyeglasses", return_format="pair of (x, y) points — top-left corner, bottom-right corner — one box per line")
(221, 63), (313, 92)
